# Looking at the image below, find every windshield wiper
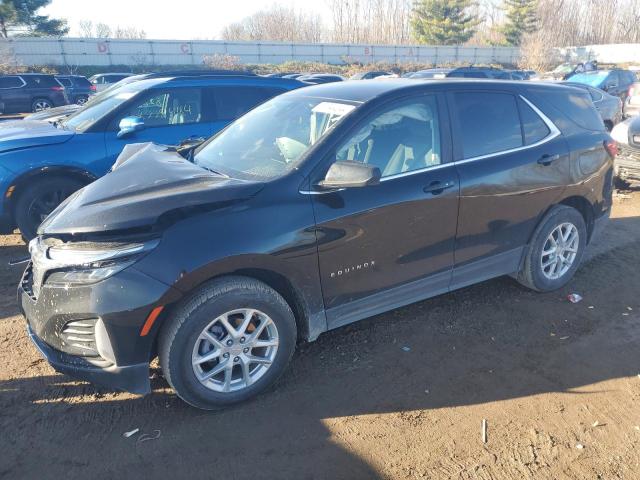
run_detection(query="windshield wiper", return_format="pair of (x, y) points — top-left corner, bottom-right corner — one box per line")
(198, 165), (229, 178)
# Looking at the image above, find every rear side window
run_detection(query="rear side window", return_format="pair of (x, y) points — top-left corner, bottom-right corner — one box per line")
(454, 92), (522, 159)
(25, 75), (59, 87)
(518, 98), (550, 145)
(0, 76), (24, 88)
(57, 78), (72, 87)
(211, 86), (284, 121)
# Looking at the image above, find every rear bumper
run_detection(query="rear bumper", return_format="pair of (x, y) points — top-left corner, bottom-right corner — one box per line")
(27, 324), (151, 394)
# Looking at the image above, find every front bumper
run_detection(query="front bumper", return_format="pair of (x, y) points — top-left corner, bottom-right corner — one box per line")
(19, 264), (182, 394)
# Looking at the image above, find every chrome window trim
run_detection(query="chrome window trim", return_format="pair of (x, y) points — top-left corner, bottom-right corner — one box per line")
(0, 75), (26, 90)
(300, 94), (561, 191)
(454, 95), (560, 166)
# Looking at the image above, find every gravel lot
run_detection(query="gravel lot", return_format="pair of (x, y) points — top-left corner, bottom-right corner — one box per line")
(1, 190), (640, 479)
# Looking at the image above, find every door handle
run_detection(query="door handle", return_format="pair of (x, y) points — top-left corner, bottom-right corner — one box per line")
(537, 153), (560, 166)
(423, 180), (455, 195)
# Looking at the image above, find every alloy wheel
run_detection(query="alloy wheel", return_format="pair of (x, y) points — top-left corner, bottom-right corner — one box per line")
(540, 222), (579, 280)
(33, 100), (52, 111)
(191, 308), (279, 393)
(26, 186), (75, 227)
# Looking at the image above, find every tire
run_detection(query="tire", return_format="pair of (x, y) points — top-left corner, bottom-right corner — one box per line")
(14, 176), (85, 241)
(75, 95), (89, 105)
(31, 98), (53, 112)
(517, 205), (587, 292)
(159, 276), (297, 410)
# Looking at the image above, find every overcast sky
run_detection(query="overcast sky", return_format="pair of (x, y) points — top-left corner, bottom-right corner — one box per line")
(42, 0), (331, 39)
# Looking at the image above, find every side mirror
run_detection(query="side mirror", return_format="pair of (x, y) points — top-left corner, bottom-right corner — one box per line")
(319, 161), (381, 189)
(117, 116), (145, 138)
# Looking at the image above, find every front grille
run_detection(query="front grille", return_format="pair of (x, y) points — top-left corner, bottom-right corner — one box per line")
(60, 319), (100, 357)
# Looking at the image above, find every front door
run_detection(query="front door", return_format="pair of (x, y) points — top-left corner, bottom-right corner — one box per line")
(310, 94), (460, 328)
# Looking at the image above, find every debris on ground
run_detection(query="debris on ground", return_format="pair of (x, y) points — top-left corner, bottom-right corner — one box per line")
(576, 443), (585, 449)
(559, 336), (570, 340)
(123, 428), (140, 438)
(401, 346), (411, 352)
(137, 430), (161, 444)
(567, 293), (583, 303)
(482, 419), (487, 444)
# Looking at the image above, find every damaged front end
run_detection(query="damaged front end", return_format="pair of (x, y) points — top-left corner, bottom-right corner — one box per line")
(611, 117), (640, 184)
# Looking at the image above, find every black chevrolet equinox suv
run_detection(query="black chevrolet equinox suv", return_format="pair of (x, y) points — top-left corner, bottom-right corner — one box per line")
(20, 79), (615, 409)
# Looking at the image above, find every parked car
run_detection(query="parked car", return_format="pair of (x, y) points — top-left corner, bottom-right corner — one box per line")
(298, 74), (345, 84)
(611, 116), (640, 186)
(350, 71), (391, 80)
(410, 67), (511, 79)
(624, 79), (640, 117)
(0, 74), (68, 113)
(568, 69), (637, 103)
(0, 74), (303, 239)
(55, 75), (95, 105)
(88, 73), (133, 92)
(563, 81), (623, 130)
(20, 79), (614, 409)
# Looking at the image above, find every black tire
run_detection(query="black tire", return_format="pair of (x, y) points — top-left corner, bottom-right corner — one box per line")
(31, 98), (53, 112)
(75, 95), (89, 105)
(159, 276), (297, 410)
(14, 176), (84, 241)
(517, 205), (587, 292)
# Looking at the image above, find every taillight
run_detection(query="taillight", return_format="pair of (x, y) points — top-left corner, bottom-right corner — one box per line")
(605, 139), (618, 158)
(90, 85), (97, 92)
(51, 86), (64, 91)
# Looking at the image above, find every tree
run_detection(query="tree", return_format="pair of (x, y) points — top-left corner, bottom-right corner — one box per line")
(0, 0), (68, 37)
(501, 0), (538, 46)
(411, 0), (481, 45)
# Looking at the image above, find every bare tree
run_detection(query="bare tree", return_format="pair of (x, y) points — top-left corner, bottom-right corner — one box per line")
(113, 26), (147, 39)
(95, 22), (111, 38)
(78, 19), (93, 38)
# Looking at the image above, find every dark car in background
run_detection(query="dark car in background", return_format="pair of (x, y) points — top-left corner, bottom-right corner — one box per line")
(20, 79), (614, 409)
(563, 81), (623, 130)
(350, 71), (391, 80)
(568, 69), (637, 103)
(298, 73), (345, 84)
(0, 74), (68, 113)
(0, 74), (304, 239)
(55, 75), (95, 105)
(409, 66), (511, 79)
(88, 73), (133, 92)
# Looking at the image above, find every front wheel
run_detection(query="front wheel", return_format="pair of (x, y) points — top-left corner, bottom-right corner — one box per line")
(159, 276), (297, 410)
(14, 176), (84, 241)
(517, 205), (587, 292)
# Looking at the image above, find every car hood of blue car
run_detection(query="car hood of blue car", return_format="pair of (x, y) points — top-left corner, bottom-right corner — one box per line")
(0, 120), (74, 154)
(38, 142), (265, 236)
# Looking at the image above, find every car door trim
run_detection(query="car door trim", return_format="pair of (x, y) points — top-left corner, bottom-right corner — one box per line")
(454, 95), (561, 166)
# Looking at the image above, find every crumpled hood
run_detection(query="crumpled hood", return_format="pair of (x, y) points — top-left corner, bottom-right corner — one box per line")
(0, 120), (74, 153)
(39, 142), (265, 236)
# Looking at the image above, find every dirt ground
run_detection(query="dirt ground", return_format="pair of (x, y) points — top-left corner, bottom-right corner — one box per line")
(2, 191), (640, 480)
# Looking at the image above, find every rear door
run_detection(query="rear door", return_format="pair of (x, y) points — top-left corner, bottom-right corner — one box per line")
(103, 87), (213, 166)
(449, 89), (570, 287)
(310, 94), (460, 328)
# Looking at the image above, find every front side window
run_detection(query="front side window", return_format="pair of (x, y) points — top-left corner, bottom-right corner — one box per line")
(118, 88), (202, 126)
(335, 96), (441, 178)
(194, 95), (356, 180)
(454, 92), (522, 159)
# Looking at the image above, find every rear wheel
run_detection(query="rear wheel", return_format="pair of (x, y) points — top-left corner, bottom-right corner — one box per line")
(14, 176), (84, 241)
(517, 205), (587, 292)
(31, 98), (53, 112)
(159, 276), (297, 410)
(75, 95), (89, 105)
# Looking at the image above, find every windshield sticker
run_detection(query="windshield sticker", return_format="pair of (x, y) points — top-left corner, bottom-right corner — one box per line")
(312, 102), (355, 116)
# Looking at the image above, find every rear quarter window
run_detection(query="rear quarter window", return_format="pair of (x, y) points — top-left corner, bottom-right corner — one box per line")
(518, 98), (550, 145)
(73, 77), (92, 87)
(542, 90), (604, 131)
(57, 78), (72, 87)
(211, 86), (285, 121)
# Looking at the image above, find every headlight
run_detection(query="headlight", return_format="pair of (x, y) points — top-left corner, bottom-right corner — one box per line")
(29, 238), (159, 292)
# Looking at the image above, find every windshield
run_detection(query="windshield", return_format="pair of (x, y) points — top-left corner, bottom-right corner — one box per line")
(194, 95), (357, 180)
(570, 72), (608, 87)
(61, 88), (141, 132)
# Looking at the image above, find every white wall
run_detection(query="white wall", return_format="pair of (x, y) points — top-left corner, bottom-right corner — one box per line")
(1, 37), (521, 67)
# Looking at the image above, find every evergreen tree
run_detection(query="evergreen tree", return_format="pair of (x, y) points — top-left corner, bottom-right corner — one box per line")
(411, 0), (481, 45)
(0, 0), (68, 38)
(501, 0), (538, 46)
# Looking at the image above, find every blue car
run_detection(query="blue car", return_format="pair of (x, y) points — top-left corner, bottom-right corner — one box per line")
(0, 74), (303, 239)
